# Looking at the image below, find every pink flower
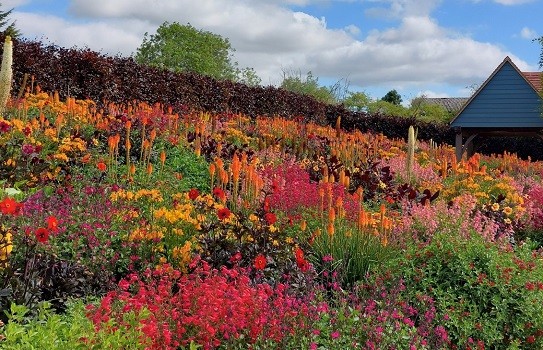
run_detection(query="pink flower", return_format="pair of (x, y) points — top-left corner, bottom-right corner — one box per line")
(331, 331), (340, 340)
(322, 255), (334, 262)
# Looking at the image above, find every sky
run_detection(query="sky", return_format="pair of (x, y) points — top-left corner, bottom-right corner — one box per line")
(4, 0), (542, 104)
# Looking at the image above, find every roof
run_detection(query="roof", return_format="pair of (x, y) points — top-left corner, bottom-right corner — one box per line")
(418, 97), (469, 113)
(450, 56), (543, 128)
(523, 72), (542, 91)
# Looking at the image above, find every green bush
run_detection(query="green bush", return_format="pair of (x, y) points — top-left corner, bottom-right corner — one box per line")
(0, 301), (148, 349)
(384, 232), (543, 349)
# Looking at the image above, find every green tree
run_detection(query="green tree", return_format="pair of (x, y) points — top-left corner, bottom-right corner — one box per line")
(381, 89), (402, 105)
(135, 21), (259, 85)
(280, 70), (337, 104)
(0, 3), (20, 38)
(536, 36), (543, 68)
(342, 91), (371, 112)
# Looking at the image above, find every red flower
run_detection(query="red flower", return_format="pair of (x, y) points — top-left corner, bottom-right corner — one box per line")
(212, 187), (226, 202)
(0, 197), (19, 215)
(264, 212), (277, 225)
(254, 254), (267, 270)
(47, 216), (59, 232)
(188, 188), (200, 200)
(229, 252), (242, 264)
(217, 207), (232, 221)
(35, 227), (49, 243)
(0, 120), (10, 133)
(295, 247), (310, 271)
(96, 161), (107, 172)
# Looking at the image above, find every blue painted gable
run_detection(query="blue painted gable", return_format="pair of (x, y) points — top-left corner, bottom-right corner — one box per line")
(450, 57), (543, 128)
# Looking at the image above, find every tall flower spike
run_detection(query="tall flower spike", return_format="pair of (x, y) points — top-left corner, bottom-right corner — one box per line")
(0, 36), (13, 112)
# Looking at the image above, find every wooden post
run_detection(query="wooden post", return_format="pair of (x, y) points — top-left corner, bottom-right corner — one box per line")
(455, 127), (463, 161)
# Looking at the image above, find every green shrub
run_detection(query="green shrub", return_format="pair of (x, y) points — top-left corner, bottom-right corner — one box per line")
(384, 232), (543, 349)
(0, 301), (149, 349)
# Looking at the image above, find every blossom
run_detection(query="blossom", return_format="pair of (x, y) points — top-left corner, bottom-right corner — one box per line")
(0, 197), (19, 215)
(0, 120), (10, 132)
(254, 254), (267, 270)
(21, 144), (35, 156)
(35, 227), (49, 243)
(322, 255), (334, 263)
(229, 252), (242, 264)
(491, 203), (500, 211)
(331, 331), (341, 339)
(96, 161), (107, 172)
(188, 188), (200, 200)
(217, 207), (232, 221)
(212, 187), (226, 202)
(46, 216), (59, 232)
(502, 206), (513, 216)
(264, 212), (277, 225)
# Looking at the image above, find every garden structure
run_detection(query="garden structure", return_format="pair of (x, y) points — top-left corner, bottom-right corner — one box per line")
(450, 56), (543, 161)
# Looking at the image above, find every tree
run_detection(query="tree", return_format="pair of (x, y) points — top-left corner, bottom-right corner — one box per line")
(280, 70), (338, 104)
(0, 3), (20, 38)
(135, 22), (259, 84)
(342, 91), (371, 112)
(536, 36), (543, 68)
(381, 89), (402, 105)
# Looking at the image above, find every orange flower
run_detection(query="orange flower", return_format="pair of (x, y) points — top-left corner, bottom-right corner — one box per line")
(46, 216), (59, 233)
(35, 227), (49, 243)
(254, 254), (267, 270)
(97, 161), (107, 172)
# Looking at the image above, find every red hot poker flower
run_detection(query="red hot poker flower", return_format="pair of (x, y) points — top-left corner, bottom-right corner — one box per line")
(35, 227), (50, 243)
(254, 254), (267, 270)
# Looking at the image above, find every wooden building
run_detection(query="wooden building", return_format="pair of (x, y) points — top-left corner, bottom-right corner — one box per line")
(449, 56), (543, 160)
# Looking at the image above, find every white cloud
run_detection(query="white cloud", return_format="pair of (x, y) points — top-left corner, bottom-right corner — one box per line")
(9, 0), (534, 99)
(520, 26), (538, 40)
(492, 0), (535, 4)
(2, 0), (30, 8)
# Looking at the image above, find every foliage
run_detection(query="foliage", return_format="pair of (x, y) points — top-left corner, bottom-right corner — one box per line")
(384, 232), (543, 349)
(381, 89), (402, 105)
(280, 70), (339, 105)
(135, 21), (261, 86)
(342, 91), (371, 112)
(0, 3), (19, 39)
(135, 22), (237, 81)
(0, 301), (148, 349)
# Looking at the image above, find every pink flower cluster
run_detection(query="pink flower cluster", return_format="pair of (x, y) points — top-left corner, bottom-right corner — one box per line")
(87, 260), (316, 349)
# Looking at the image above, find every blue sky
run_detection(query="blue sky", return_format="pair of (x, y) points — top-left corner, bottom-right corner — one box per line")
(5, 0), (542, 104)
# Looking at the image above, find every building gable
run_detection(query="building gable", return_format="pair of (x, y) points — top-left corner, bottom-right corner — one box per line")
(450, 57), (543, 128)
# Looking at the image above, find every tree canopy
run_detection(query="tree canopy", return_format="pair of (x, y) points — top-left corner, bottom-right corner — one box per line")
(135, 22), (260, 85)
(0, 3), (20, 38)
(381, 89), (402, 105)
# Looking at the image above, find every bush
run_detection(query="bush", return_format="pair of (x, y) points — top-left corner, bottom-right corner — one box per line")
(384, 232), (543, 349)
